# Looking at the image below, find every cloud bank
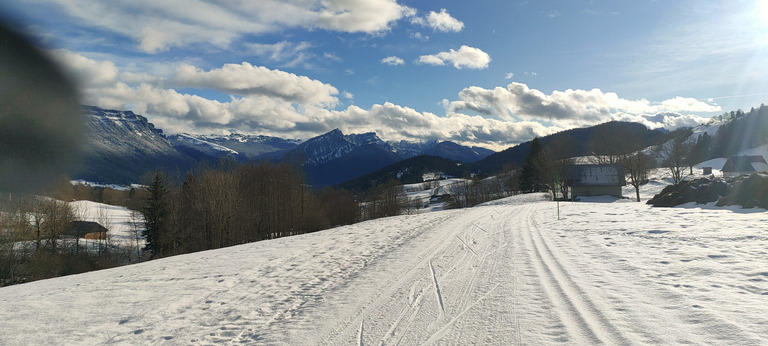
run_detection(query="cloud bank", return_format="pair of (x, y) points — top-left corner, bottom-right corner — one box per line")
(446, 82), (719, 130)
(35, 0), (414, 53)
(53, 51), (719, 151)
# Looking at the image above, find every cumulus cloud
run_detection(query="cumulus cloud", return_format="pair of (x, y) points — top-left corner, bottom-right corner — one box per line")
(418, 45), (491, 69)
(660, 96), (721, 112)
(446, 82), (719, 130)
(37, 0), (413, 53)
(315, 0), (413, 33)
(412, 8), (464, 32)
(381, 56), (405, 66)
(50, 50), (537, 149)
(172, 62), (339, 106)
(49, 49), (119, 87)
(52, 50), (720, 151)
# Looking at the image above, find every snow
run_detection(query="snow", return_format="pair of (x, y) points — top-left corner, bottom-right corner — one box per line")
(2, 187), (767, 344)
(692, 144), (768, 174)
(175, 133), (239, 155)
(69, 200), (144, 248)
(70, 179), (136, 191)
(403, 178), (469, 212)
(691, 120), (723, 138)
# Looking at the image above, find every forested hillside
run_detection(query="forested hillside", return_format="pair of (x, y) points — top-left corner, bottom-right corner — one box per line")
(471, 121), (670, 175)
(691, 104), (768, 161)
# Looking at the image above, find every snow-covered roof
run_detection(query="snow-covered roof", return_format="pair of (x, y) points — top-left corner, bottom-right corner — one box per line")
(722, 155), (768, 173)
(565, 164), (626, 186)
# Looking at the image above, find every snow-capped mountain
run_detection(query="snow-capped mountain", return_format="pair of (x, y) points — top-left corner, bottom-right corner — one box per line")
(167, 133), (300, 160)
(422, 141), (495, 163)
(291, 130), (493, 166)
(166, 134), (239, 157)
(288, 129), (358, 165)
(278, 129), (495, 186)
(75, 106), (494, 186)
(75, 106), (198, 184)
(390, 139), (440, 158)
(279, 129), (401, 186)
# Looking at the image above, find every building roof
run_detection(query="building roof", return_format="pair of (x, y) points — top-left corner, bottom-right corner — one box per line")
(722, 155), (768, 173)
(565, 164), (626, 186)
(64, 221), (109, 237)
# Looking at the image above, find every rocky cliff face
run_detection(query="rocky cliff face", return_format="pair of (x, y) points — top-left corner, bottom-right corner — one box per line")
(74, 106), (199, 184)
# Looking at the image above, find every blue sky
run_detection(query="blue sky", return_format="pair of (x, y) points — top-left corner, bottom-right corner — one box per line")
(4, 0), (768, 150)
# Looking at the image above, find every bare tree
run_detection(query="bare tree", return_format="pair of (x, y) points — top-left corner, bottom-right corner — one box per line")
(621, 151), (652, 202)
(446, 179), (470, 209)
(129, 210), (144, 262)
(659, 138), (692, 184)
(369, 179), (406, 218)
(96, 205), (114, 256)
(0, 200), (32, 285)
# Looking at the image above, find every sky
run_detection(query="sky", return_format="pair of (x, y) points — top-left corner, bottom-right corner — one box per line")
(3, 0), (768, 150)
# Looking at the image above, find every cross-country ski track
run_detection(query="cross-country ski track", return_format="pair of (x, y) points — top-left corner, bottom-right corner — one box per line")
(1, 193), (767, 344)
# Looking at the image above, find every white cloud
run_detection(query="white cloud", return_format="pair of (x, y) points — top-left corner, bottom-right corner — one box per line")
(417, 55), (445, 66)
(418, 45), (491, 69)
(172, 62), (339, 106)
(381, 56), (405, 66)
(505, 72), (515, 79)
(412, 9), (464, 32)
(660, 96), (721, 112)
(50, 49), (119, 87)
(246, 41), (312, 66)
(37, 0), (413, 53)
(410, 32), (429, 41)
(315, 0), (413, 33)
(51, 50), (721, 151)
(446, 82), (720, 130)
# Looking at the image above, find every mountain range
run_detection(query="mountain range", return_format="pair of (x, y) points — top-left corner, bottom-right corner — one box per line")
(78, 105), (730, 189)
(74, 106), (199, 184)
(75, 106), (494, 186)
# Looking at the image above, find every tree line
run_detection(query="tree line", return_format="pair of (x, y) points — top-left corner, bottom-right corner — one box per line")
(140, 161), (372, 258)
(0, 192), (129, 286)
(515, 124), (700, 202)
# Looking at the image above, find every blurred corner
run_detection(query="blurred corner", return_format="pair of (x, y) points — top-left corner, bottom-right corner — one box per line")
(0, 19), (84, 193)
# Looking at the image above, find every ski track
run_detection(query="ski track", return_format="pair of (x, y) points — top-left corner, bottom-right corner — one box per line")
(521, 204), (628, 344)
(307, 198), (768, 345)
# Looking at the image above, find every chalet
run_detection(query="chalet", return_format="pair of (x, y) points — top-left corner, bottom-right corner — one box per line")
(565, 164), (626, 199)
(429, 194), (451, 204)
(64, 221), (108, 239)
(721, 155), (768, 178)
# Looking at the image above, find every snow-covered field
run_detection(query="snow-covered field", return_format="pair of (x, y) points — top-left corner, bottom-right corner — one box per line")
(1, 181), (767, 344)
(69, 200), (144, 248)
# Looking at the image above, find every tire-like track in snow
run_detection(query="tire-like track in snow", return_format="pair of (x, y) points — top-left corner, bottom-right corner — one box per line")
(313, 200), (642, 344)
(520, 205), (629, 344)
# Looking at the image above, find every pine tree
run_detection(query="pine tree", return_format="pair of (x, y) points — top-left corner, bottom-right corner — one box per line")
(142, 172), (168, 258)
(519, 138), (544, 193)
